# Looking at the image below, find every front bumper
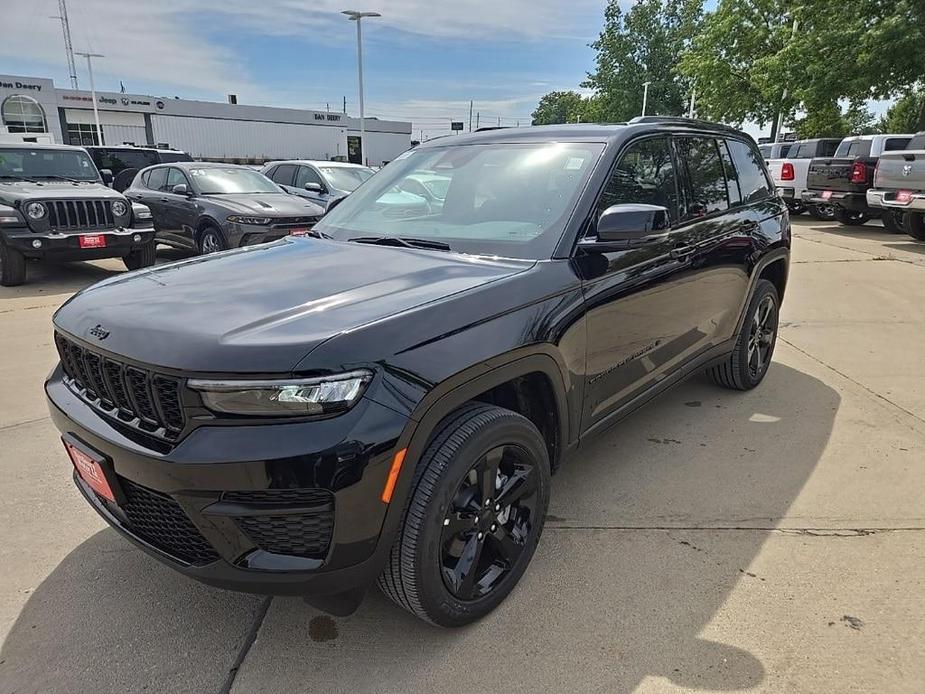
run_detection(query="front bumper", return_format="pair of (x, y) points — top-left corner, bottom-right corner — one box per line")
(225, 221), (317, 249)
(46, 364), (409, 602)
(801, 190), (870, 212)
(867, 188), (925, 212)
(2, 226), (155, 260)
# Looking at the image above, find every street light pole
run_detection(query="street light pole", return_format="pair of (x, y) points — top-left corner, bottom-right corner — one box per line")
(641, 81), (652, 117)
(774, 15), (800, 142)
(75, 51), (105, 145)
(343, 10), (380, 167)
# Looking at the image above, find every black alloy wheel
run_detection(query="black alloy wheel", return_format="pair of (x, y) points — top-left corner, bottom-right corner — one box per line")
(807, 203), (835, 220)
(708, 279), (779, 391)
(881, 209), (906, 234)
(378, 403), (550, 627)
(439, 443), (540, 600)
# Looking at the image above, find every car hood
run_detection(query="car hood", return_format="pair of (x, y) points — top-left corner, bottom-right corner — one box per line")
(205, 193), (324, 217)
(0, 181), (123, 202)
(53, 238), (533, 373)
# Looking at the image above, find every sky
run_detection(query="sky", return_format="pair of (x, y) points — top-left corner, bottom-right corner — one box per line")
(2, 0), (612, 140)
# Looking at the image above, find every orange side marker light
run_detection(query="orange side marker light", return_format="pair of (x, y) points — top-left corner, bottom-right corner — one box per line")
(381, 448), (407, 503)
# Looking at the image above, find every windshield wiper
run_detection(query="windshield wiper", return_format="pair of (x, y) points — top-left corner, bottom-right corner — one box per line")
(348, 236), (451, 251)
(0, 174), (38, 182)
(308, 229), (332, 239)
(34, 175), (83, 182)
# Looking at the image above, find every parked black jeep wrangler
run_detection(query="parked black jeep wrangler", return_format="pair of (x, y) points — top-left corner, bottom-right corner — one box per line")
(0, 143), (156, 286)
(47, 118), (790, 626)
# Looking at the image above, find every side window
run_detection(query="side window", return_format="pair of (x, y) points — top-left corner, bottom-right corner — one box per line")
(597, 137), (679, 222)
(718, 141), (742, 206)
(820, 140), (839, 157)
(758, 145), (771, 159)
(146, 167), (168, 192)
(271, 164), (296, 186)
(166, 167), (188, 191)
(264, 165), (278, 180)
(295, 165), (324, 188)
(725, 139), (772, 204)
(884, 137), (911, 152)
(676, 137), (729, 217)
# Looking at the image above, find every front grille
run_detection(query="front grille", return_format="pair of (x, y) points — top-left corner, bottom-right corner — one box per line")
(227, 489), (334, 559)
(118, 478), (219, 565)
(55, 332), (186, 441)
(270, 216), (320, 229)
(45, 199), (115, 231)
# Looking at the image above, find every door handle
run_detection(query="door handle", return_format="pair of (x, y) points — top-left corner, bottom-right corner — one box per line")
(159, 198), (169, 203)
(670, 244), (693, 259)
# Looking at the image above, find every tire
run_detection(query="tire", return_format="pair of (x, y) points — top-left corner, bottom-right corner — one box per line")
(833, 207), (870, 226)
(881, 209), (907, 234)
(707, 279), (779, 391)
(197, 225), (226, 254)
(0, 242), (26, 286)
(786, 202), (805, 216)
(906, 212), (925, 242)
(807, 203), (835, 220)
(378, 403), (551, 627)
(123, 239), (157, 271)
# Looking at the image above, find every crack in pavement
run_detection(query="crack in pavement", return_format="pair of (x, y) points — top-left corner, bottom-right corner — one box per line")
(797, 233), (925, 268)
(779, 337), (925, 431)
(0, 415), (51, 432)
(219, 596), (272, 694)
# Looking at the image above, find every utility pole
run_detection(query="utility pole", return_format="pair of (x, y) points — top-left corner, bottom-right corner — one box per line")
(497, 116), (501, 127)
(641, 81), (652, 117)
(343, 10), (381, 167)
(75, 52), (104, 145)
(476, 112), (480, 130)
(688, 85), (696, 119)
(51, 0), (79, 89)
(773, 15), (800, 142)
(343, 96), (347, 114)
(468, 100), (473, 132)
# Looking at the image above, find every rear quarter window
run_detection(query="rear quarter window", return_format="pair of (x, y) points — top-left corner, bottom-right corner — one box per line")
(908, 135), (925, 150)
(835, 140), (871, 158)
(884, 137), (911, 152)
(725, 138), (772, 204)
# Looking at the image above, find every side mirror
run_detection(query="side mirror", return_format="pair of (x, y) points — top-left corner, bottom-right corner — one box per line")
(171, 183), (189, 196)
(304, 182), (324, 193)
(99, 168), (113, 186)
(580, 203), (670, 251)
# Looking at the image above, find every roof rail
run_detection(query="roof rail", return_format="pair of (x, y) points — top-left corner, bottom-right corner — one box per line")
(628, 116), (743, 134)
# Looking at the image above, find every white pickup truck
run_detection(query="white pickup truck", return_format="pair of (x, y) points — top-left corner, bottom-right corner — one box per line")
(767, 138), (842, 219)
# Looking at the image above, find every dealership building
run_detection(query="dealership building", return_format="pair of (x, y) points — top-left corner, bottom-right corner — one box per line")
(0, 74), (412, 166)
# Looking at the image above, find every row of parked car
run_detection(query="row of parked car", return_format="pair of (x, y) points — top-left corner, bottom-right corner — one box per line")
(0, 139), (449, 285)
(762, 132), (925, 240)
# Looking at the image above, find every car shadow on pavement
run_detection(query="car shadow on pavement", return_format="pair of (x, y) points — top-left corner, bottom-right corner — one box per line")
(0, 363), (838, 693)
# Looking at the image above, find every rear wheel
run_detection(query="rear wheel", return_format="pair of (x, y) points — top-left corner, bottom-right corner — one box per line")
(707, 279), (779, 391)
(786, 202), (806, 215)
(0, 242), (26, 286)
(881, 209), (907, 234)
(907, 212), (925, 241)
(197, 225), (226, 254)
(833, 207), (870, 226)
(378, 403), (550, 627)
(807, 203), (835, 220)
(123, 239), (157, 270)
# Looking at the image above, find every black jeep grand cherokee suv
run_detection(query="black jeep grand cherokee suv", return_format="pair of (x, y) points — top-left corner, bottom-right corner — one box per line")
(47, 118), (789, 626)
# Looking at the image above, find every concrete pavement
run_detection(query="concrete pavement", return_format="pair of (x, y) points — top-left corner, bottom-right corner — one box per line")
(1, 219), (923, 693)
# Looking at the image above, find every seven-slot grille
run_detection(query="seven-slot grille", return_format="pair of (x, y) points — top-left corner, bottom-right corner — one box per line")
(55, 332), (185, 439)
(44, 199), (116, 231)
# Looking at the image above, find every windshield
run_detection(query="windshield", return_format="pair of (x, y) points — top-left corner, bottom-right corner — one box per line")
(0, 148), (100, 181)
(319, 166), (374, 192)
(315, 142), (604, 259)
(189, 167), (280, 194)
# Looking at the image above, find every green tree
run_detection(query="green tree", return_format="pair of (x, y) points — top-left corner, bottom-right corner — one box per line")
(531, 91), (589, 125)
(583, 0), (703, 122)
(790, 101), (877, 139)
(876, 90), (925, 134)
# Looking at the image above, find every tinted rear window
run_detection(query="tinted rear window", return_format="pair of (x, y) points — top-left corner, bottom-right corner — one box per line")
(819, 140), (839, 157)
(835, 140), (871, 158)
(725, 138), (772, 204)
(791, 143), (813, 159)
(157, 151), (193, 163)
(94, 148), (159, 171)
(676, 137), (728, 218)
(884, 137), (911, 152)
(908, 134), (925, 150)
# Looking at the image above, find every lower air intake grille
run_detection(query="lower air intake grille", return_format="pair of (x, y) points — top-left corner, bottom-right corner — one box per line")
(227, 489), (335, 559)
(119, 478), (219, 566)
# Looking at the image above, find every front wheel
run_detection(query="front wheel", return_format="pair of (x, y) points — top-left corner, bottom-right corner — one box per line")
(123, 239), (157, 270)
(833, 207), (870, 226)
(378, 403), (550, 627)
(0, 242), (26, 286)
(707, 279), (779, 391)
(197, 225), (226, 254)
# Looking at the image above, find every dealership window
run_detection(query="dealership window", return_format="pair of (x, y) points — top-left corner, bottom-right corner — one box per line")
(67, 122), (102, 146)
(2, 95), (47, 133)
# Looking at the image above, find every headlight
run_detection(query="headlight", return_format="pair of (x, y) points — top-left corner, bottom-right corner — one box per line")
(227, 215), (272, 225)
(188, 370), (372, 417)
(111, 200), (128, 217)
(26, 202), (46, 220)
